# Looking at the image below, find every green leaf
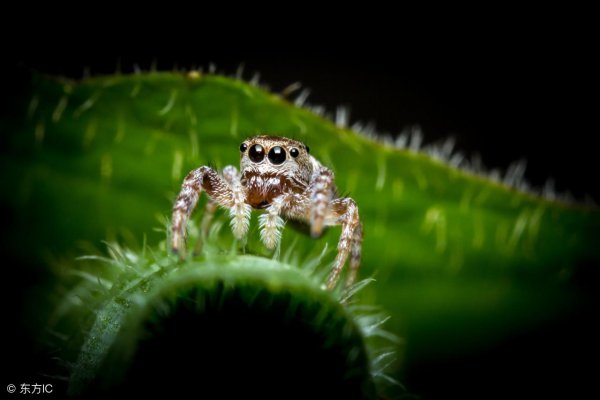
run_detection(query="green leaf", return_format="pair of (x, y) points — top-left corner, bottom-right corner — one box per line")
(65, 246), (381, 398)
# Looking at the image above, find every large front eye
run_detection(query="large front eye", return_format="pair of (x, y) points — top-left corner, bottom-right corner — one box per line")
(268, 146), (286, 165)
(249, 144), (265, 162)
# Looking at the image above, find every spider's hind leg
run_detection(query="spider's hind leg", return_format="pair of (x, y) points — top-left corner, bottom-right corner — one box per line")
(193, 199), (218, 255)
(325, 198), (361, 290)
(345, 222), (363, 289)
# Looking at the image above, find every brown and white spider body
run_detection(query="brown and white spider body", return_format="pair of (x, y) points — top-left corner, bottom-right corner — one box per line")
(171, 135), (362, 290)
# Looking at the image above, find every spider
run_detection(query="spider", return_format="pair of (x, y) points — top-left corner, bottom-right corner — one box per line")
(171, 135), (362, 290)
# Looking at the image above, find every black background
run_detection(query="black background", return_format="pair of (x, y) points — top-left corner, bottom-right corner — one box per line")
(3, 19), (599, 399)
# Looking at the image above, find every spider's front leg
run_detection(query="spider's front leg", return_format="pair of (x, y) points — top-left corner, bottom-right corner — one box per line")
(194, 166), (250, 254)
(222, 165), (252, 240)
(325, 198), (361, 290)
(258, 192), (294, 249)
(171, 165), (250, 256)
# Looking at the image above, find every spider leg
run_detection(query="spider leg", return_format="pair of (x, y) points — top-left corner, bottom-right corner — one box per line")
(172, 166), (248, 257)
(199, 200), (218, 239)
(325, 198), (361, 290)
(193, 199), (218, 255)
(222, 165), (251, 240)
(345, 222), (363, 289)
(194, 166), (241, 254)
(195, 166), (245, 252)
(258, 193), (294, 249)
(309, 167), (336, 238)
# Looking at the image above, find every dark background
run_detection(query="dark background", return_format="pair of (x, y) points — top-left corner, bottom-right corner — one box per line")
(4, 27), (598, 399)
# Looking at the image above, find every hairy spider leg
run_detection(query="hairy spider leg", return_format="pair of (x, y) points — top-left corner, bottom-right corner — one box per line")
(222, 165), (252, 240)
(258, 193), (292, 249)
(346, 222), (363, 288)
(309, 167), (335, 238)
(325, 198), (361, 290)
(194, 165), (250, 254)
(193, 199), (218, 255)
(172, 166), (243, 256)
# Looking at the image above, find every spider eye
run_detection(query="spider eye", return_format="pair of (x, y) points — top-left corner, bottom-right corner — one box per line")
(249, 144), (265, 162)
(290, 148), (299, 158)
(240, 142), (248, 153)
(305, 146), (310, 154)
(268, 146), (286, 165)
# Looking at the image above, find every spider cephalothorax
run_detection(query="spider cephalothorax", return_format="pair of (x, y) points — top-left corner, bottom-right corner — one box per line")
(171, 135), (362, 290)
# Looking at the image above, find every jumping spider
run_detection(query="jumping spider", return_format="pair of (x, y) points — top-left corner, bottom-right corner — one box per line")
(171, 135), (362, 290)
